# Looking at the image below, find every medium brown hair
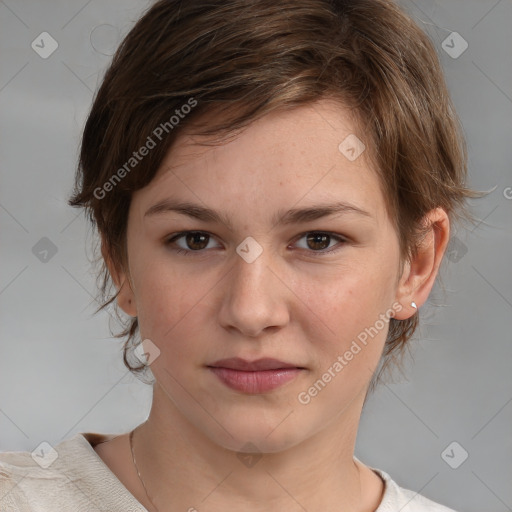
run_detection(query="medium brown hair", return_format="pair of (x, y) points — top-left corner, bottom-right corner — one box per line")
(68, 0), (484, 390)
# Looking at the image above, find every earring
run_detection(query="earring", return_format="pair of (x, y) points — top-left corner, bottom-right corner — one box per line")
(411, 301), (417, 309)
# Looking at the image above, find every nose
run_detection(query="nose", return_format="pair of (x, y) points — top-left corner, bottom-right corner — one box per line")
(217, 243), (290, 338)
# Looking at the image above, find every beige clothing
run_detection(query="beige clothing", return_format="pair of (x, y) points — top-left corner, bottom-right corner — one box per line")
(0, 432), (458, 511)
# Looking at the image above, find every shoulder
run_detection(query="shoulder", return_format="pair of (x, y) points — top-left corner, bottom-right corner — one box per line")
(0, 433), (137, 512)
(377, 469), (458, 511)
(357, 458), (459, 512)
(0, 432), (142, 512)
(0, 445), (63, 512)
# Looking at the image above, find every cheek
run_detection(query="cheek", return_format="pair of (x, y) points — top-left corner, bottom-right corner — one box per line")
(292, 262), (394, 388)
(131, 260), (217, 360)
(296, 260), (392, 334)
(297, 280), (390, 408)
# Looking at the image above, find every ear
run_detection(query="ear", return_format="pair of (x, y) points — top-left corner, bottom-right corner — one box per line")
(393, 207), (450, 320)
(101, 237), (137, 317)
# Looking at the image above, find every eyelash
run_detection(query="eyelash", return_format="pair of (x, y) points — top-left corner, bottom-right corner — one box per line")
(164, 231), (348, 257)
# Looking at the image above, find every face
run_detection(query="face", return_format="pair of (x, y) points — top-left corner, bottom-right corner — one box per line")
(112, 98), (415, 453)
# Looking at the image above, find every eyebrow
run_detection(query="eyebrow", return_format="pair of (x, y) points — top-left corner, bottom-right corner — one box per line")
(144, 198), (372, 229)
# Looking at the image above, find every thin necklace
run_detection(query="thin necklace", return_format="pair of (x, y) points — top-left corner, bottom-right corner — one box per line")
(129, 426), (160, 512)
(130, 426), (365, 512)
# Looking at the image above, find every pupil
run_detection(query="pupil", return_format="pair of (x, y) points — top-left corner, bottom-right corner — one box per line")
(187, 232), (208, 250)
(307, 233), (329, 250)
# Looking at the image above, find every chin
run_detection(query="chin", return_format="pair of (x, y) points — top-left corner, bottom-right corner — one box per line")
(200, 416), (309, 455)
(219, 433), (303, 455)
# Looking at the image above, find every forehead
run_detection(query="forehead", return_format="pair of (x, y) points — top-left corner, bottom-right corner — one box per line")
(133, 99), (388, 226)
(165, 98), (370, 170)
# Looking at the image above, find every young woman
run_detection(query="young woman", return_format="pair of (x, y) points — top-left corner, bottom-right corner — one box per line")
(0, 1), (483, 510)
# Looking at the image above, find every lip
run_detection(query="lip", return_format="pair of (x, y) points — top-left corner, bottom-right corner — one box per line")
(209, 357), (303, 371)
(207, 358), (305, 393)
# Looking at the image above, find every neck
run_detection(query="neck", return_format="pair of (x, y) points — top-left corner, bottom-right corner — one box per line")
(130, 383), (383, 512)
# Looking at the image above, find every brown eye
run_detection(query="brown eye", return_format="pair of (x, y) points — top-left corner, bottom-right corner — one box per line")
(165, 230), (347, 257)
(306, 233), (330, 250)
(165, 231), (219, 255)
(294, 232), (347, 255)
(184, 232), (210, 250)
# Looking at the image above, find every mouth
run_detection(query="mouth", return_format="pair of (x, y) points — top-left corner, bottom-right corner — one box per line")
(208, 357), (305, 371)
(206, 357), (306, 393)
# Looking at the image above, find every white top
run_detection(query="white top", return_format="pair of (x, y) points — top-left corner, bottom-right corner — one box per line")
(0, 432), (458, 511)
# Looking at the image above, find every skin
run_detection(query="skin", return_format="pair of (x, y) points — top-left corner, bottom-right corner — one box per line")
(95, 98), (450, 512)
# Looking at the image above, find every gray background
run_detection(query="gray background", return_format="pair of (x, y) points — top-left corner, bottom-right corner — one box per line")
(1, 1), (511, 511)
